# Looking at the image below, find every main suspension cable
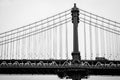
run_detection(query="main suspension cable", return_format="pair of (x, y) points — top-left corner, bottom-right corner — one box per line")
(79, 17), (120, 35)
(0, 13), (71, 38)
(79, 8), (120, 25)
(0, 17), (71, 45)
(0, 9), (71, 36)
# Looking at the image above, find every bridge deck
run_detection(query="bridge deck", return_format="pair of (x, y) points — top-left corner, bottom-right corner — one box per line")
(0, 59), (120, 77)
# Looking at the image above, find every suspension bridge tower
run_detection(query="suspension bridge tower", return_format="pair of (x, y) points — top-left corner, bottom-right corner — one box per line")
(71, 3), (82, 80)
(71, 3), (81, 62)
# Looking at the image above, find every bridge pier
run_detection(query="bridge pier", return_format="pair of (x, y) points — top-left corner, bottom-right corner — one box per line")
(71, 74), (81, 80)
(71, 3), (81, 62)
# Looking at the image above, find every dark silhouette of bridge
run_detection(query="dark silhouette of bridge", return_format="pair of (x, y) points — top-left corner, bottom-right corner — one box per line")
(0, 3), (120, 80)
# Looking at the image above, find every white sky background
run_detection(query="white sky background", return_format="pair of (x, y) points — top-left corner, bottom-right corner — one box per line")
(0, 0), (120, 80)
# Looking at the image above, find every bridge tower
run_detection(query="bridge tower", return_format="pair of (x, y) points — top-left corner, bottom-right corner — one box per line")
(71, 3), (82, 80)
(71, 3), (81, 62)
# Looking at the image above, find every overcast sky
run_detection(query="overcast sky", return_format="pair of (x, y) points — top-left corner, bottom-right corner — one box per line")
(0, 0), (120, 80)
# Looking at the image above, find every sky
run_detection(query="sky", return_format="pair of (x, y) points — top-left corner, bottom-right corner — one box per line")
(0, 0), (120, 80)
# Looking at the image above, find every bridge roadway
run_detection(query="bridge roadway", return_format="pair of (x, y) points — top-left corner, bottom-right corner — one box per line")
(0, 59), (120, 79)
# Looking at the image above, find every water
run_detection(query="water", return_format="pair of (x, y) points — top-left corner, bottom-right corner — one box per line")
(0, 75), (120, 80)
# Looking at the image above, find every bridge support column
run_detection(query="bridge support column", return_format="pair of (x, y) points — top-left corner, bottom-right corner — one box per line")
(71, 74), (81, 80)
(71, 3), (81, 61)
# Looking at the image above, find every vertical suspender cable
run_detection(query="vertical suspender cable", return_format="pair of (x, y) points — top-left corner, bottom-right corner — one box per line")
(109, 21), (112, 60)
(89, 14), (93, 60)
(19, 34), (21, 59)
(40, 21), (42, 59)
(49, 20), (52, 59)
(34, 23), (37, 59)
(44, 21), (46, 59)
(59, 14), (62, 59)
(52, 17), (54, 59)
(84, 14), (87, 60)
(4, 33), (6, 59)
(111, 22), (114, 60)
(3, 36), (4, 59)
(109, 20), (112, 60)
(6, 35), (8, 59)
(5, 33), (7, 59)
(6, 33), (8, 59)
(47, 19), (50, 59)
(55, 18), (57, 59)
(41, 21), (44, 59)
(16, 30), (18, 59)
(42, 21), (45, 59)
(115, 22), (118, 60)
(53, 16), (56, 59)
(95, 16), (99, 57)
(6, 38), (8, 59)
(101, 18), (105, 58)
(13, 32), (15, 59)
(107, 21), (110, 59)
(113, 22), (115, 60)
(32, 28), (34, 59)
(113, 22), (116, 60)
(116, 22), (119, 60)
(11, 32), (13, 59)
(10, 32), (12, 59)
(45, 20), (47, 59)
(1, 37), (3, 59)
(38, 23), (40, 59)
(105, 21), (108, 59)
(113, 25), (115, 60)
(32, 27), (35, 59)
(0, 38), (3, 59)
(28, 26), (31, 59)
(65, 11), (68, 59)
(22, 30), (25, 59)
(31, 25), (36, 59)
(46, 19), (50, 58)
(118, 25), (120, 60)
(25, 30), (27, 59)
(18, 30), (20, 59)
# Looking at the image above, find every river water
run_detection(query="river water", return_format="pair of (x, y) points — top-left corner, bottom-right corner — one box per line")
(0, 75), (120, 80)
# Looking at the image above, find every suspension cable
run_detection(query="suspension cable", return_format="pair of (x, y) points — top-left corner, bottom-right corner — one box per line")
(79, 12), (120, 29)
(79, 8), (120, 25)
(0, 9), (71, 36)
(0, 13), (71, 39)
(79, 17), (120, 35)
(0, 17), (71, 45)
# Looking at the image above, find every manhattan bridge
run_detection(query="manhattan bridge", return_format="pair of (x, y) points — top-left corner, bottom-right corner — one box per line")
(0, 4), (120, 80)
